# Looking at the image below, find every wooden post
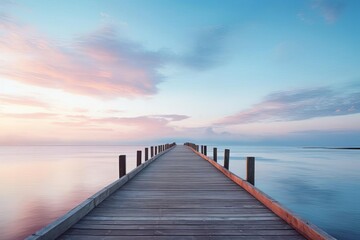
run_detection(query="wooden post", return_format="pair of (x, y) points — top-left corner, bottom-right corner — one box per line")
(136, 150), (142, 166)
(201, 145), (204, 154)
(119, 155), (126, 178)
(224, 149), (230, 170)
(155, 146), (158, 155)
(145, 148), (149, 161)
(213, 147), (217, 162)
(196, 145), (199, 152)
(151, 146), (154, 157)
(204, 145), (207, 156)
(247, 157), (255, 185)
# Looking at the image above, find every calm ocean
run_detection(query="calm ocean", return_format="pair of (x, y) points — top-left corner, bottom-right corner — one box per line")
(0, 145), (359, 239)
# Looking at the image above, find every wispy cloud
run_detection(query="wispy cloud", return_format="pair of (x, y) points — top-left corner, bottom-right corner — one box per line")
(0, 0), (15, 7)
(52, 114), (187, 130)
(180, 26), (228, 70)
(104, 109), (124, 114)
(218, 86), (360, 125)
(75, 25), (166, 97)
(0, 94), (49, 108)
(312, 0), (346, 23)
(0, 15), (164, 98)
(262, 129), (360, 146)
(86, 114), (188, 126)
(151, 114), (189, 121)
(0, 10), (229, 99)
(297, 0), (346, 24)
(0, 111), (190, 143)
(51, 114), (189, 139)
(1, 112), (57, 119)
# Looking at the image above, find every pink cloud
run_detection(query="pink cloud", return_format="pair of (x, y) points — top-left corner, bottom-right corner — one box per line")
(52, 114), (189, 138)
(217, 87), (360, 125)
(84, 115), (187, 130)
(151, 114), (189, 121)
(0, 14), (163, 98)
(104, 109), (124, 114)
(0, 112), (190, 144)
(0, 112), (57, 119)
(312, 0), (346, 23)
(0, 12), (230, 100)
(0, 94), (49, 108)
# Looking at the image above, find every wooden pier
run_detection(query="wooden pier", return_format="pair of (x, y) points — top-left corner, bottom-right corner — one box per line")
(27, 144), (335, 240)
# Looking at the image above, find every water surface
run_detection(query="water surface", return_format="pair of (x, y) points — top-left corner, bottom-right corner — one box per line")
(0, 145), (143, 240)
(0, 145), (359, 239)
(215, 145), (360, 240)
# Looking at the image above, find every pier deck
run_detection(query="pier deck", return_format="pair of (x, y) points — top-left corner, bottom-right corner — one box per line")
(58, 145), (305, 240)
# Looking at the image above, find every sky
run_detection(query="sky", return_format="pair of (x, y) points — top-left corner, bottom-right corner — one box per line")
(0, 0), (359, 146)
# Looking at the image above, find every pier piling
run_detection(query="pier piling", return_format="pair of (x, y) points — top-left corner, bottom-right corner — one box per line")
(136, 150), (142, 166)
(119, 155), (126, 178)
(224, 149), (230, 170)
(213, 147), (217, 162)
(145, 148), (149, 161)
(247, 156), (255, 185)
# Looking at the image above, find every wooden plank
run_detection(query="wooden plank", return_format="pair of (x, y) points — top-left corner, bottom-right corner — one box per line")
(64, 228), (302, 236)
(110, 190), (252, 197)
(58, 235), (306, 240)
(89, 208), (273, 215)
(88, 214), (276, 219)
(76, 219), (287, 225)
(97, 203), (267, 209)
(80, 216), (282, 221)
(72, 223), (293, 230)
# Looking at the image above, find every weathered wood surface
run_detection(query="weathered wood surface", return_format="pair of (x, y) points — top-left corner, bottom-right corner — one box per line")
(58, 145), (305, 239)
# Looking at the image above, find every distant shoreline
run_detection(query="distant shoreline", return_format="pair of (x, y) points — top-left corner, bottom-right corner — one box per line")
(303, 147), (360, 150)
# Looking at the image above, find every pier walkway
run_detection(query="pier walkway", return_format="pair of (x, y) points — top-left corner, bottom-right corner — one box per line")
(57, 145), (306, 240)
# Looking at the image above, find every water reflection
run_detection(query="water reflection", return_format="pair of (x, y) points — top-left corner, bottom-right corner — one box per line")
(0, 145), (359, 240)
(0, 145), (143, 240)
(213, 146), (360, 240)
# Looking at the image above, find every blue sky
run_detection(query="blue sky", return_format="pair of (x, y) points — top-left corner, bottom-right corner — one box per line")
(0, 0), (359, 145)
